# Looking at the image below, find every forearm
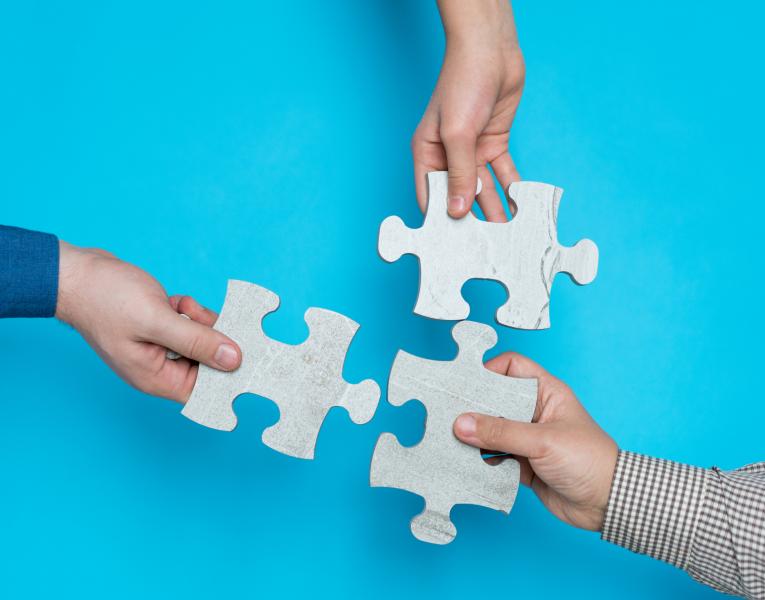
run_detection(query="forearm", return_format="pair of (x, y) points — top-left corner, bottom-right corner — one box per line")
(436, 0), (520, 52)
(0, 225), (60, 318)
(602, 450), (765, 598)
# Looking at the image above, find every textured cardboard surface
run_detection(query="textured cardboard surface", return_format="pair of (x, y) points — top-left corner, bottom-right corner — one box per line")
(379, 171), (598, 329)
(370, 320), (537, 544)
(182, 280), (380, 459)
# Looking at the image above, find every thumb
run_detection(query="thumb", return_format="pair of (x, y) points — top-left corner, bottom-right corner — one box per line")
(441, 128), (478, 218)
(454, 413), (544, 458)
(153, 308), (242, 371)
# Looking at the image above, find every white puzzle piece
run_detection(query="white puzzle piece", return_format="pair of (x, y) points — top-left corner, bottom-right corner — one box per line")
(378, 171), (599, 329)
(369, 320), (537, 544)
(182, 280), (380, 459)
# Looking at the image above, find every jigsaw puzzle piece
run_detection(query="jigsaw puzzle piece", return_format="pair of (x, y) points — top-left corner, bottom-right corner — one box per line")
(370, 321), (537, 544)
(182, 280), (380, 460)
(260, 307), (379, 458)
(182, 280), (278, 431)
(379, 172), (598, 330)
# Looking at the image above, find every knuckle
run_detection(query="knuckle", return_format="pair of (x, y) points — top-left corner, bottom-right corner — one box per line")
(143, 306), (174, 340)
(536, 429), (556, 456)
(447, 171), (476, 193)
(447, 168), (473, 182)
(134, 304), (163, 338)
(411, 136), (431, 162)
(137, 379), (161, 397)
(501, 351), (523, 373)
(440, 123), (474, 145)
(440, 120), (470, 138)
(185, 332), (207, 360)
(177, 295), (196, 315)
(125, 365), (163, 396)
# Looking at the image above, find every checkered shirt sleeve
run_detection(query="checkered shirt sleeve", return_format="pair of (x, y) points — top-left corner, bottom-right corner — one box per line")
(602, 450), (765, 599)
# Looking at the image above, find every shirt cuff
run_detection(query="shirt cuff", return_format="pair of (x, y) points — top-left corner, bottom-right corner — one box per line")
(601, 450), (707, 569)
(0, 225), (60, 318)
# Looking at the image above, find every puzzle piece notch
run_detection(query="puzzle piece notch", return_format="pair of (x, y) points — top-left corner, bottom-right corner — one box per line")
(378, 171), (599, 329)
(370, 320), (537, 544)
(181, 280), (380, 459)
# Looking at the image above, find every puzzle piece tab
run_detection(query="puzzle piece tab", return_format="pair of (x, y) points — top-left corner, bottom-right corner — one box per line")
(379, 171), (598, 329)
(182, 280), (380, 459)
(370, 320), (537, 544)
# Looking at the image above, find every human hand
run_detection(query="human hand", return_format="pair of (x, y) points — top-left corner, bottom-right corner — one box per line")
(453, 352), (618, 531)
(55, 241), (241, 402)
(413, 0), (524, 222)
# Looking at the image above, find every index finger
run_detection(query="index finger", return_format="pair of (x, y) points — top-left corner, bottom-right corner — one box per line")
(173, 295), (218, 327)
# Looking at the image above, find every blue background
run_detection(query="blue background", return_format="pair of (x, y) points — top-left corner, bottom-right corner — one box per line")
(0, 1), (760, 598)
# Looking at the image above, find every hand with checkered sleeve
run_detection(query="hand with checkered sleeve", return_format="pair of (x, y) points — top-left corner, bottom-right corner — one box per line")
(454, 351), (765, 599)
(453, 351), (619, 532)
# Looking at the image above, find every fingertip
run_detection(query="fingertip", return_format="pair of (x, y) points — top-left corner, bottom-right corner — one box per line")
(177, 295), (200, 314)
(413, 163), (429, 214)
(447, 195), (465, 214)
(155, 357), (197, 404)
(161, 361), (198, 404)
(453, 413), (478, 442)
(213, 342), (241, 371)
(178, 295), (218, 327)
(447, 195), (473, 218)
(446, 172), (482, 218)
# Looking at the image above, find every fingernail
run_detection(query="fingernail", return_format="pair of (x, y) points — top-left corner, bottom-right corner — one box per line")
(455, 414), (477, 437)
(214, 343), (239, 370)
(448, 196), (465, 213)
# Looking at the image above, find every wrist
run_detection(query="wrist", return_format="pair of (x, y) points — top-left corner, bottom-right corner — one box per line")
(594, 443), (619, 531)
(439, 0), (519, 55)
(572, 440), (618, 532)
(55, 241), (88, 327)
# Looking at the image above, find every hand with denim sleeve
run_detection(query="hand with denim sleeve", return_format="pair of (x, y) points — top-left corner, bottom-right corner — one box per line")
(55, 241), (241, 402)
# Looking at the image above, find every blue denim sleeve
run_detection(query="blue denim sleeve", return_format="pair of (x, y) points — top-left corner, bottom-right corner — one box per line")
(0, 225), (60, 318)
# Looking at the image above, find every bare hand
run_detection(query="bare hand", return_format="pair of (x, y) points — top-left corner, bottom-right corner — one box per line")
(413, 0), (525, 222)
